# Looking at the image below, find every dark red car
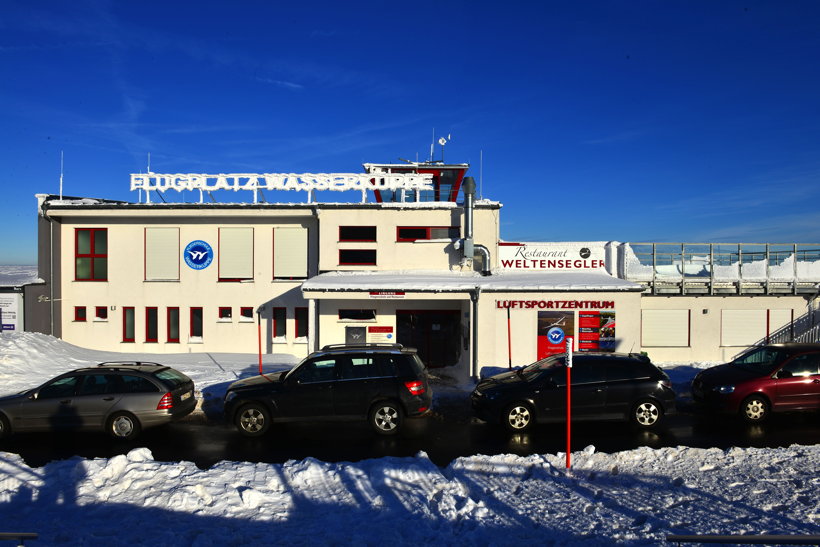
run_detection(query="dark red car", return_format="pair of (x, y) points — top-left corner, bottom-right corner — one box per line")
(691, 343), (820, 422)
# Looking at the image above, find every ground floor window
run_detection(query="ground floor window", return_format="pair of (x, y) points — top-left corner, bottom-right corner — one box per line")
(273, 307), (286, 340)
(295, 307), (308, 338)
(167, 307), (180, 343)
(146, 307), (158, 342)
(190, 307), (203, 340)
(641, 309), (690, 347)
(123, 307), (135, 343)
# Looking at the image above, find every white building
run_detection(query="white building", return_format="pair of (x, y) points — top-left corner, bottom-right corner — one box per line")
(29, 162), (820, 379)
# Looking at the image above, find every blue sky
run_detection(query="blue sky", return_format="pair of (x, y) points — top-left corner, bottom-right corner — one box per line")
(2, 1), (820, 265)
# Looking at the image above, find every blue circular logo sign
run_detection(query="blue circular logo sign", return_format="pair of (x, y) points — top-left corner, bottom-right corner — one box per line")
(184, 240), (213, 270)
(547, 327), (565, 345)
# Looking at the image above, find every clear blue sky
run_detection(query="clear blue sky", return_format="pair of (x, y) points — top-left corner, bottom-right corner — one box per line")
(3, 1), (820, 265)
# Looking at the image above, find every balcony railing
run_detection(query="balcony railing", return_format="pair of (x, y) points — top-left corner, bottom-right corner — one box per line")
(622, 243), (820, 295)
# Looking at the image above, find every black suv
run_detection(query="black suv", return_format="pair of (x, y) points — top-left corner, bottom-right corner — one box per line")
(471, 353), (675, 432)
(224, 344), (432, 436)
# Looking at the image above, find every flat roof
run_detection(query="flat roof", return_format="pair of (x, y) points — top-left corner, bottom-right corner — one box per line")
(301, 270), (642, 293)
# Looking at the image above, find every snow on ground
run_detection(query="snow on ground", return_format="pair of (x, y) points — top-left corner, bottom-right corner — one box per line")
(1, 332), (819, 545)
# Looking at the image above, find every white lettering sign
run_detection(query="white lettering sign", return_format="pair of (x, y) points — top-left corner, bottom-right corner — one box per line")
(130, 173), (435, 193)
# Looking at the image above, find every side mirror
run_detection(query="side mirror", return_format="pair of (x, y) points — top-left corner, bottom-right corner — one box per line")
(777, 369), (793, 379)
(27, 391), (37, 401)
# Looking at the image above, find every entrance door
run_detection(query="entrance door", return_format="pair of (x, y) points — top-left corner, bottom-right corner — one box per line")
(396, 310), (461, 368)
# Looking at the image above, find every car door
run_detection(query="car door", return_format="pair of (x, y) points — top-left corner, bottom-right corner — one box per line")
(604, 359), (649, 419)
(536, 360), (607, 420)
(332, 354), (381, 418)
(73, 374), (123, 428)
(772, 353), (820, 411)
(277, 357), (336, 419)
(19, 375), (82, 430)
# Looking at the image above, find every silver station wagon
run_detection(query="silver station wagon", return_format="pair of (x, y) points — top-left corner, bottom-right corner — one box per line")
(0, 362), (196, 441)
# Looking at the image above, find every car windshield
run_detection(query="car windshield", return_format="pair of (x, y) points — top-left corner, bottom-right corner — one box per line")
(520, 355), (566, 380)
(731, 347), (787, 374)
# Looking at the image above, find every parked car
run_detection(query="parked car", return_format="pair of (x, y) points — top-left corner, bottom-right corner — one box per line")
(471, 353), (675, 432)
(691, 343), (820, 423)
(0, 361), (196, 441)
(224, 344), (432, 437)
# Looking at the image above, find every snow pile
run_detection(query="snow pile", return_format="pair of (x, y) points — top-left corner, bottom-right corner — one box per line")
(1, 445), (818, 545)
(1, 332), (818, 545)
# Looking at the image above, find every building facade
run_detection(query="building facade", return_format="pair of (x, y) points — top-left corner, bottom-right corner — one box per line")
(30, 163), (820, 379)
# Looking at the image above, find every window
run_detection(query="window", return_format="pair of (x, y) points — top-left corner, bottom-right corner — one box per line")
(273, 307), (286, 339)
(295, 307), (308, 338)
(190, 307), (203, 339)
(145, 227), (179, 281)
(273, 226), (308, 279)
(146, 307), (158, 343)
(219, 307), (232, 320)
(338, 309), (376, 321)
(95, 306), (108, 321)
(339, 249), (376, 265)
(397, 226), (460, 242)
(167, 307), (180, 343)
(641, 309), (690, 347)
(219, 227), (254, 281)
(39, 376), (79, 399)
(240, 307), (254, 321)
(292, 358), (336, 383)
(781, 353), (820, 377)
(74, 306), (87, 322)
(79, 374), (115, 396)
(123, 307), (135, 343)
(721, 310), (766, 347)
(76, 228), (107, 281)
(339, 226), (376, 242)
(120, 375), (159, 393)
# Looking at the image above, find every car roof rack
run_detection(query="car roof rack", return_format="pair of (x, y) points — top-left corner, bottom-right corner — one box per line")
(96, 361), (164, 368)
(319, 343), (405, 351)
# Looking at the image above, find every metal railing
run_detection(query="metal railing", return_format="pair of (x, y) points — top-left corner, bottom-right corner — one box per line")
(623, 243), (820, 295)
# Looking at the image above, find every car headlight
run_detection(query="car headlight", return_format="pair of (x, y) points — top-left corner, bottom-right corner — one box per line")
(714, 385), (735, 394)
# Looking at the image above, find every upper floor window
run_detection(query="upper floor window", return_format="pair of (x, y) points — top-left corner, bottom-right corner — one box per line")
(145, 227), (179, 281)
(339, 249), (377, 265)
(396, 226), (459, 242)
(219, 227), (254, 282)
(273, 226), (308, 279)
(339, 226), (376, 242)
(76, 228), (107, 281)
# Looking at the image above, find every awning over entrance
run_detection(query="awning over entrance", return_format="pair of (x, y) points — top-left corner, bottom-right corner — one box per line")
(301, 270), (643, 296)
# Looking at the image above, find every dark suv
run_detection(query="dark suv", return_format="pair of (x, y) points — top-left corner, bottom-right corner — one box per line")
(224, 344), (432, 436)
(692, 343), (820, 422)
(471, 353), (675, 432)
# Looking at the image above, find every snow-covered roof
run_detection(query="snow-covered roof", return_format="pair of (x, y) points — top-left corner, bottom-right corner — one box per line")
(302, 270), (642, 293)
(0, 265), (41, 288)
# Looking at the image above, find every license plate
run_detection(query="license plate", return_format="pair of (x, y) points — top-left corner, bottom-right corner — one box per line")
(181, 391), (192, 401)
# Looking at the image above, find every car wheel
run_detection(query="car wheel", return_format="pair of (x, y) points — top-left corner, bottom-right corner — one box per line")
(236, 403), (271, 437)
(632, 399), (663, 428)
(504, 402), (534, 432)
(0, 413), (10, 439)
(741, 395), (769, 423)
(107, 411), (141, 441)
(370, 401), (403, 436)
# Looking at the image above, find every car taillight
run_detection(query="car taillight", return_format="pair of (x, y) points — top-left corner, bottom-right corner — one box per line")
(157, 392), (173, 410)
(405, 380), (425, 396)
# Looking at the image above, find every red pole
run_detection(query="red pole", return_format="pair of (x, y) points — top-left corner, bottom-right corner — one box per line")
(566, 336), (573, 469)
(507, 307), (512, 368)
(257, 312), (263, 375)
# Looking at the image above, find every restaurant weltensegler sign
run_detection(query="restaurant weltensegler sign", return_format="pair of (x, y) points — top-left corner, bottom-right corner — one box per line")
(498, 242), (608, 272)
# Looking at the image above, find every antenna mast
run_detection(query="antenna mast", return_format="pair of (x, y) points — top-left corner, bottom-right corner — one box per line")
(59, 151), (64, 199)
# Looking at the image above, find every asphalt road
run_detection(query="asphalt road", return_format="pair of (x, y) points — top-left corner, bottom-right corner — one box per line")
(2, 395), (819, 469)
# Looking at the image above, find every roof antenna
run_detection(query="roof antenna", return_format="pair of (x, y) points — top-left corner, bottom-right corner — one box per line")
(479, 149), (483, 200)
(59, 150), (64, 199)
(429, 128), (435, 163)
